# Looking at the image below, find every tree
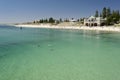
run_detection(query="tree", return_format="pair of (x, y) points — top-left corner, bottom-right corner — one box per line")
(80, 18), (84, 24)
(59, 18), (62, 22)
(44, 19), (48, 23)
(64, 18), (69, 22)
(116, 10), (120, 23)
(100, 13), (102, 17)
(56, 20), (60, 24)
(106, 8), (112, 25)
(106, 16), (113, 25)
(106, 8), (111, 17)
(49, 17), (55, 23)
(40, 19), (43, 23)
(102, 7), (107, 18)
(33, 21), (36, 24)
(95, 10), (99, 17)
(112, 10), (120, 23)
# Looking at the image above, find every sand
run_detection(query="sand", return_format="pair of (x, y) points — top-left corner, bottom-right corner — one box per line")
(14, 24), (120, 32)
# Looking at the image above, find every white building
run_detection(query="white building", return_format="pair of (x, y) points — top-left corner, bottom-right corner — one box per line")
(69, 18), (77, 22)
(84, 16), (106, 26)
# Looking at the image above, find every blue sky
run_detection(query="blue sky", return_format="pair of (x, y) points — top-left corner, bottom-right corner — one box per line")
(0, 0), (119, 23)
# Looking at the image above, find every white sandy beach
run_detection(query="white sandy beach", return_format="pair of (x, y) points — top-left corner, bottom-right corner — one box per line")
(14, 24), (120, 32)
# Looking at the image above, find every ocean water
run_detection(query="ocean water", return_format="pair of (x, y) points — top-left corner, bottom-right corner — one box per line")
(0, 25), (120, 80)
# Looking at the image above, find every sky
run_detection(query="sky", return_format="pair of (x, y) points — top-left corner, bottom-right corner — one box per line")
(0, 0), (119, 23)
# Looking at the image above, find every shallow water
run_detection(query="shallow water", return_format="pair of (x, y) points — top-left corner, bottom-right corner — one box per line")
(0, 25), (120, 80)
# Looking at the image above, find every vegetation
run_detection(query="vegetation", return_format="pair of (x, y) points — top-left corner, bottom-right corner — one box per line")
(95, 7), (120, 25)
(48, 17), (55, 23)
(30, 17), (84, 27)
(33, 17), (55, 24)
(31, 7), (120, 26)
(32, 17), (83, 24)
(95, 10), (99, 17)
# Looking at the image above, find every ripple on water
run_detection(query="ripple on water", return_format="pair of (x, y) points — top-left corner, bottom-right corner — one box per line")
(0, 27), (120, 80)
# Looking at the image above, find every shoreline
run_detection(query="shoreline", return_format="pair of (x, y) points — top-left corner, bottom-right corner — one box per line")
(14, 24), (120, 32)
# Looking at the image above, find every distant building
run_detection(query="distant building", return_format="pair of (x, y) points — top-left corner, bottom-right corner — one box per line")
(84, 16), (106, 26)
(70, 18), (77, 22)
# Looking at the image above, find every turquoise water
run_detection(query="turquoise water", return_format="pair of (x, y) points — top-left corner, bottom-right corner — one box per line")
(0, 25), (120, 80)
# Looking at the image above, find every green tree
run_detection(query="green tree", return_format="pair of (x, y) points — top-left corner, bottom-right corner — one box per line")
(80, 18), (84, 24)
(43, 19), (48, 23)
(102, 7), (107, 18)
(116, 10), (120, 23)
(106, 8), (112, 25)
(49, 17), (55, 23)
(111, 10), (120, 23)
(95, 10), (99, 17)
(33, 21), (36, 24)
(106, 8), (111, 17)
(94, 7), (120, 25)
(106, 16), (113, 25)
(40, 19), (44, 23)
(56, 20), (60, 24)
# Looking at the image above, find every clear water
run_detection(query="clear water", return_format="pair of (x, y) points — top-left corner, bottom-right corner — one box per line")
(0, 25), (120, 80)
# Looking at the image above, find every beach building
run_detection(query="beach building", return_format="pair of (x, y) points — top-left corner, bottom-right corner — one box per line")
(84, 16), (106, 26)
(70, 18), (77, 22)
